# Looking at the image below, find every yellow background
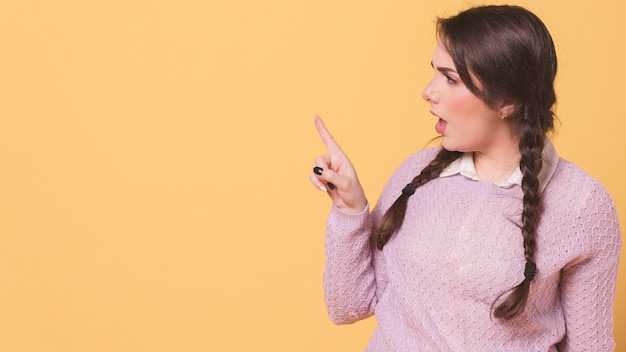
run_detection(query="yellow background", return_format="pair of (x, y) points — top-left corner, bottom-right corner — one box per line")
(0, 0), (624, 351)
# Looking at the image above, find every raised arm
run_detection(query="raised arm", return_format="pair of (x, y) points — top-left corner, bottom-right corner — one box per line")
(310, 115), (379, 323)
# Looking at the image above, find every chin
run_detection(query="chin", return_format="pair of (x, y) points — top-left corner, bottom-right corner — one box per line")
(441, 138), (458, 151)
(441, 139), (470, 153)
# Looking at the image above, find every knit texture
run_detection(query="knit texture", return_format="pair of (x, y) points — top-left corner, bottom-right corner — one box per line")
(323, 147), (621, 351)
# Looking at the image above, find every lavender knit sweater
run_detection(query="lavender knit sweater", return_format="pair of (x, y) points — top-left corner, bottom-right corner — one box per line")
(323, 147), (621, 351)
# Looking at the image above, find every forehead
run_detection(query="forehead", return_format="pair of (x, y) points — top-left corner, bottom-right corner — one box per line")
(432, 42), (455, 67)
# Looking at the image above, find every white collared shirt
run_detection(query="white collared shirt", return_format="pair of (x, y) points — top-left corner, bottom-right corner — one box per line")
(439, 140), (559, 192)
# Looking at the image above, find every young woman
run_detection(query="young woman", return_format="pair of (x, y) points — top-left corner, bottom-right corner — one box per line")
(310, 5), (621, 351)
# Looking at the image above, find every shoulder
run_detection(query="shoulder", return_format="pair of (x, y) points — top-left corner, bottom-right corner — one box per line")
(543, 158), (620, 247)
(392, 147), (442, 179)
(546, 158), (614, 203)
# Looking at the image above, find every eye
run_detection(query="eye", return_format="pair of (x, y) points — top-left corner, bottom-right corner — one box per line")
(443, 74), (458, 84)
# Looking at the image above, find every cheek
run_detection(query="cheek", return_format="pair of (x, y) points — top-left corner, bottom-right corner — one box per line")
(450, 91), (492, 124)
(452, 91), (484, 115)
(448, 95), (494, 137)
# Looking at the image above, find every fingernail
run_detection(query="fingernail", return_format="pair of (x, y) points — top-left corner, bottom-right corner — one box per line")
(313, 166), (334, 190)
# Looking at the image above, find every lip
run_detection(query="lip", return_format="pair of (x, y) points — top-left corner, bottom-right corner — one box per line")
(430, 109), (445, 121)
(430, 109), (445, 119)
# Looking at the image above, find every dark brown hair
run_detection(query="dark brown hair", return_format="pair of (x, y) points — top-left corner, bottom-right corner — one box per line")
(373, 5), (557, 319)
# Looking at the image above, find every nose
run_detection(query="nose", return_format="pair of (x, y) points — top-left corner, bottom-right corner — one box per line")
(422, 78), (437, 103)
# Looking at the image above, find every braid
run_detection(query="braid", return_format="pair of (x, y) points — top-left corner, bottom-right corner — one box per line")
(493, 113), (544, 319)
(374, 149), (462, 250)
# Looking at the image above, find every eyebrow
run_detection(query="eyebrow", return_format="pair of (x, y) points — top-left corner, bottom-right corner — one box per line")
(430, 60), (457, 74)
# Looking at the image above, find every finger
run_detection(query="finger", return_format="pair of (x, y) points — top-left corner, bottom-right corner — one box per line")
(314, 115), (344, 155)
(309, 173), (328, 192)
(316, 166), (343, 191)
(314, 155), (331, 169)
(312, 165), (336, 191)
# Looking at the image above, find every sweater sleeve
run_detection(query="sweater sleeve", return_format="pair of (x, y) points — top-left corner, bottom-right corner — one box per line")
(322, 204), (379, 324)
(556, 183), (622, 351)
(323, 201), (392, 325)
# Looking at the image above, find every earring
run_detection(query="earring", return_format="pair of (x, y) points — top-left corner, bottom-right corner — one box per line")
(498, 112), (504, 120)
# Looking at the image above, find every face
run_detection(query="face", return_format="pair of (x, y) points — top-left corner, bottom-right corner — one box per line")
(422, 43), (512, 154)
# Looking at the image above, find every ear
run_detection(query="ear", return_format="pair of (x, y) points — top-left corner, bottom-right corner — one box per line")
(499, 99), (517, 119)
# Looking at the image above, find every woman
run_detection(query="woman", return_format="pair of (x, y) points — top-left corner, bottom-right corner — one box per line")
(310, 5), (621, 351)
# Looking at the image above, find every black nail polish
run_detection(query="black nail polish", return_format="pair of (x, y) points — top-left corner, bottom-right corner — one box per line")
(313, 166), (335, 190)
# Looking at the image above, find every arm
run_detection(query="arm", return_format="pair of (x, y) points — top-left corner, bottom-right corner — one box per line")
(310, 116), (390, 324)
(557, 184), (621, 351)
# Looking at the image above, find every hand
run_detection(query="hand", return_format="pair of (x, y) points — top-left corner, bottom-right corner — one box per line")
(310, 115), (367, 214)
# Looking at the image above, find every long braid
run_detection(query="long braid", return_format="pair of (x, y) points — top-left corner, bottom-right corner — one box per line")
(374, 149), (462, 250)
(493, 112), (545, 319)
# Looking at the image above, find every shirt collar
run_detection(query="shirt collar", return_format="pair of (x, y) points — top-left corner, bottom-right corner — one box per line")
(439, 139), (559, 192)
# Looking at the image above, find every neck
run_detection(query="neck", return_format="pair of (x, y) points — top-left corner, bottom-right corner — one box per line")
(473, 141), (521, 184)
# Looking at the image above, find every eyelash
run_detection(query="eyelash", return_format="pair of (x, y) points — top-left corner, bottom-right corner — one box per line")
(443, 74), (458, 84)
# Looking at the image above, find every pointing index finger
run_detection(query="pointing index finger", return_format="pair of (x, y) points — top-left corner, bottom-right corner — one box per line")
(314, 115), (344, 154)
